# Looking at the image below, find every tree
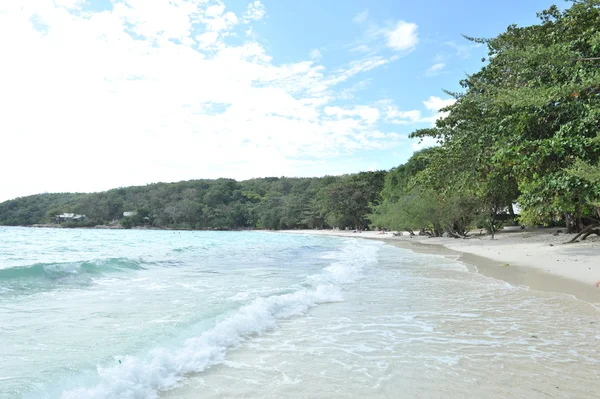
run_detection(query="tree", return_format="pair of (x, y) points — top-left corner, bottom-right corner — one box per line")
(407, 1), (600, 233)
(466, 1), (600, 231)
(322, 171), (386, 229)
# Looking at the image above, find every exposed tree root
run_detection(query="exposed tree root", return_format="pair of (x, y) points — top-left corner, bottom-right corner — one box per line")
(567, 223), (600, 243)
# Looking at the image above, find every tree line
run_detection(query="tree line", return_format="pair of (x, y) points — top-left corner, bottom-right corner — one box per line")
(0, 173), (385, 230)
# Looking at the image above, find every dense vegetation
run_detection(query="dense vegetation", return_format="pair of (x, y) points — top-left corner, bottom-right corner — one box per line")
(372, 0), (600, 237)
(0, 173), (385, 230)
(2, 1), (599, 237)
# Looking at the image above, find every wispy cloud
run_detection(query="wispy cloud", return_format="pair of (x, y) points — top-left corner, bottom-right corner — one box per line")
(445, 40), (482, 59)
(355, 20), (419, 53)
(350, 44), (371, 53)
(381, 96), (456, 126)
(338, 79), (372, 100)
(310, 48), (322, 60)
(350, 19), (419, 58)
(243, 1), (266, 22)
(324, 105), (380, 125)
(327, 56), (391, 86)
(411, 136), (438, 151)
(426, 62), (445, 74)
(423, 95), (455, 116)
(0, 0), (408, 201)
(353, 9), (369, 24)
(410, 96), (456, 150)
(386, 21), (418, 51)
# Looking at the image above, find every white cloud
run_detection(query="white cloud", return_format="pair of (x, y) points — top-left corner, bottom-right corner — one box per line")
(243, 1), (266, 22)
(386, 21), (418, 51)
(0, 0), (402, 201)
(339, 79), (371, 100)
(350, 44), (371, 53)
(310, 48), (322, 60)
(53, 0), (86, 9)
(386, 109), (423, 125)
(412, 136), (438, 151)
(327, 56), (390, 86)
(445, 40), (482, 59)
(205, 4), (225, 17)
(351, 19), (418, 55)
(196, 31), (219, 47)
(324, 106), (380, 125)
(353, 9), (369, 24)
(420, 96), (456, 125)
(403, 99), (453, 150)
(425, 62), (445, 76)
(423, 96), (456, 112)
(381, 96), (455, 127)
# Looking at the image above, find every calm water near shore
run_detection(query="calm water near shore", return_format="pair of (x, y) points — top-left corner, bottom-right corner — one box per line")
(0, 227), (599, 398)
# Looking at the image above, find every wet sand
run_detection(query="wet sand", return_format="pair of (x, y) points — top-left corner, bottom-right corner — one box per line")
(281, 229), (600, 305)
(164, 240), (600, 399)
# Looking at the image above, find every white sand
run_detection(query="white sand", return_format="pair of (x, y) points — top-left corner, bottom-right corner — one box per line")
(281, 228), (600, 303)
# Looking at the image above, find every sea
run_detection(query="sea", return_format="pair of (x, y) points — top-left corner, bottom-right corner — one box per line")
(0, 227), (599, 399)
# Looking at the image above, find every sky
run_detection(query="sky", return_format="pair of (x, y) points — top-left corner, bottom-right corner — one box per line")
(0, 0), (560, 201)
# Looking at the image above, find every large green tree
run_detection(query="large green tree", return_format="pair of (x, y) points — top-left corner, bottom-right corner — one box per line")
(412, 0), (600, 233)
(322, 171), (386, 230)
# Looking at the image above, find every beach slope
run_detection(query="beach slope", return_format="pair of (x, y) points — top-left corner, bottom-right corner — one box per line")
(281, 228), (600, 304)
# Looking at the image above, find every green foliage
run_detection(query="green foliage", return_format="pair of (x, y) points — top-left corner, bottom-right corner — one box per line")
(371, 188), (443, 234)
(322, 171), (386, 229)
(0, 172), (385, 230)
(382, 1), (600, 234)
(120, 217), (133, 229)
(0, 193), (86, 225)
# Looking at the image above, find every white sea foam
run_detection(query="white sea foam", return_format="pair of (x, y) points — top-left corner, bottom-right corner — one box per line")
(308, 239), (380, 285)
(229, 291), (251, 301)
(60, 239), (380, 399)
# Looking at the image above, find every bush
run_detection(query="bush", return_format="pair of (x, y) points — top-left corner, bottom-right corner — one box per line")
(120, 217), (133, 229)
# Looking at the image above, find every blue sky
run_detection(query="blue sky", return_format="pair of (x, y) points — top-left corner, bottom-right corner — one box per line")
(0, 0), (559, 201)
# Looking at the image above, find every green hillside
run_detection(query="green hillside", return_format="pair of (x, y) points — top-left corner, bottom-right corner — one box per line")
(0, 173), (385, 230)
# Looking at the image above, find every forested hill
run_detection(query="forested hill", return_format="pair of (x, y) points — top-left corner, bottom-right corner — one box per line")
(0, 172), (386, 230)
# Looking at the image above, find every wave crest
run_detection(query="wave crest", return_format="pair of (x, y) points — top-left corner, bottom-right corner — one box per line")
(59, 239), (380, 399)
(0, 258), (144, 281)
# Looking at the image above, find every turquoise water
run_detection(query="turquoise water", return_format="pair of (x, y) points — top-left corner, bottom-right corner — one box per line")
(1, 227), (600, 398)
(0, 228), (378, 398)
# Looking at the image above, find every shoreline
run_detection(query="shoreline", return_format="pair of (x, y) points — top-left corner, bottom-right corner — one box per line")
(17, 224), (260, 231)
(6, 225), (600, 303)
(280, 229), (600, 305)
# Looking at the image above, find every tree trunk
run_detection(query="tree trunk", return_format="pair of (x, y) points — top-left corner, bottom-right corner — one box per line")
(565, 212), (575, 234)
(575, 201), (584, 233)
(568, 223), (600, 243)
(581, 228), (600, 240)
(446, 230), (461, 239)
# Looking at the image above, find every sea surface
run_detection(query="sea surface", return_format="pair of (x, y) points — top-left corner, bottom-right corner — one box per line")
(0, 227), (599, 398)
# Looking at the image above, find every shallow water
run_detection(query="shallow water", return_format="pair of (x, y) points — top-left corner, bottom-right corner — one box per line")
(1, 227), (599, 398)
(165, 246), (600, 398)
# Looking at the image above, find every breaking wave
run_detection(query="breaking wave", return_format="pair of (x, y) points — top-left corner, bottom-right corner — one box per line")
(58, 239), (381, 399)
(0, 258), (145, 281)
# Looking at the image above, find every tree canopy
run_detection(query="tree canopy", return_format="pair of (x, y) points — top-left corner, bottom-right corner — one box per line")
(0, 173), (385, 230)
(374, 0), (600, 236)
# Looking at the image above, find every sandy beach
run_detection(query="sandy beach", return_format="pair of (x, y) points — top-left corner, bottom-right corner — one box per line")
(282, 228), (600, 305)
